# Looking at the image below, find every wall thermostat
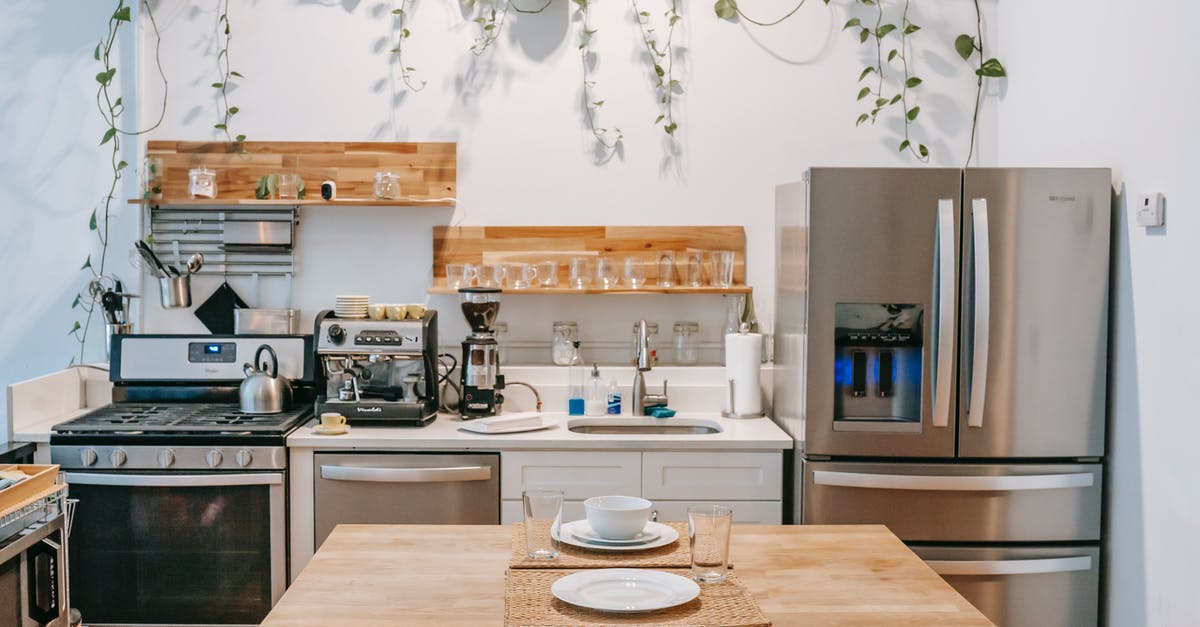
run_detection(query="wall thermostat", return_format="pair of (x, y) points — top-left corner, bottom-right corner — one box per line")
(1136, 193), (1164, 228)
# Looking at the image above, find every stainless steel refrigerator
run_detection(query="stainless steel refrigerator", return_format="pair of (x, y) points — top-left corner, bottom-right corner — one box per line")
(774, 168), (1111, 627)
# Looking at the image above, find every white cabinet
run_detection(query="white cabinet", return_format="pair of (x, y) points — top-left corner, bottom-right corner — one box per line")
(500, 450), (783, 525)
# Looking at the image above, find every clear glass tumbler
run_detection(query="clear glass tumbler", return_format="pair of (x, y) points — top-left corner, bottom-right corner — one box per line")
(278, 173), (301, 199)
(688, 504), (732, 582)
(569, 257), (594, 290)
(684, 251), (704, 287)
(523, 488), (563, 560)
(623, 257), (646, 289)
(711, 250), (735, 288)
(596, 257), (619, 290)
(656, 251), (676, 288)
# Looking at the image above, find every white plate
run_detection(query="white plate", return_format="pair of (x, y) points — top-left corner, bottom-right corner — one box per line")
(554, 520), (678, 552)
(312, 424), (350, 435)
(457, 421), (551, 435)
(572, 527), (661, 546)
(551, 568), (699, 613)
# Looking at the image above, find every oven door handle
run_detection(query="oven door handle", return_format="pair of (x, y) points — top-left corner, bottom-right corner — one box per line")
(63, 472), (283, 487)
(320, 465), (493, 483)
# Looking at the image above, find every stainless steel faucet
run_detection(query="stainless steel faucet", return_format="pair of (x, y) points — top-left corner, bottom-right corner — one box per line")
(633, 320), (669, 415)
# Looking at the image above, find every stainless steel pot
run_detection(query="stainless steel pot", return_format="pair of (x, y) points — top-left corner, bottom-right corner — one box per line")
(240, 344), (293, 414)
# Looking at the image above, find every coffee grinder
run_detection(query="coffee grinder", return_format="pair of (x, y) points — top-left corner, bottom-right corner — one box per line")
(459, 287), (505, 418)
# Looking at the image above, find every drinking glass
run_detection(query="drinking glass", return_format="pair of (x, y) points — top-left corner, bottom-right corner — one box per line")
(502, 263), (538, 289)
(711, 250), (735, 288)
(656, 251), (676, 288)
(278, 173), (301, 200)
(445, 263), (477, 289)
(623, 257), (646, 289)
(535, 261), (559, 287)
(523, 488), (563, 560)
(688, 504), (732, 582)
(596, 257), (619, 290)
(684, 251), (704, 287)
(569, 257), (594, 290)
(477, 264), (502, 288)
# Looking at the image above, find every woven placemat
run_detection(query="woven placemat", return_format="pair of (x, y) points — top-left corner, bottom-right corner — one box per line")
(510, 522), (690, 569)
(504, 568), (771, 627)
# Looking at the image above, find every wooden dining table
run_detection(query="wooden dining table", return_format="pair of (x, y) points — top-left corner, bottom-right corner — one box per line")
(261, 524), (993, 626)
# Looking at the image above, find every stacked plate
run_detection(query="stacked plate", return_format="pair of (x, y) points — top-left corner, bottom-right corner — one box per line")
(553, 520), (679, 552)
(334, 295), (369, 319)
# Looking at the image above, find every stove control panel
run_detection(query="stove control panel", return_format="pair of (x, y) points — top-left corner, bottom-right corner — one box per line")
(52, 446), (287, 471)
(188, 342), (237, 363)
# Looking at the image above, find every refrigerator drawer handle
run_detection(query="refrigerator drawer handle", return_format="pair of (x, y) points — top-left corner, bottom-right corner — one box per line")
(968, 198), (990, 428)
(933, 198), (956, 428)
(63, 472), (283, 487)
(926, 555), (1093, 576)
(812, 470), (1094, 491)
(320, 465), (493, 483)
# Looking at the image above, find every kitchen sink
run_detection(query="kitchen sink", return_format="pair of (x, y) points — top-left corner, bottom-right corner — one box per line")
(567, 418), (724, 435)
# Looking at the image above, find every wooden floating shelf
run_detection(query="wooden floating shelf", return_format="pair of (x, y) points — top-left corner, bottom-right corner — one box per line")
(427, 285), (752, 295)
(130, 197), (455, 207)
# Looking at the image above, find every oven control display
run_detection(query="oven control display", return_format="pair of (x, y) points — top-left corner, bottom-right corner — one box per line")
(188, 342), (237, 363)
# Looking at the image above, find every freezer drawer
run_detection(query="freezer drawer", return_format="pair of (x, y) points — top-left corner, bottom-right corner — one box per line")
(802, 460), (1101, 542)
(314, 452), (500, 548)
(912, 545), (1100, 627)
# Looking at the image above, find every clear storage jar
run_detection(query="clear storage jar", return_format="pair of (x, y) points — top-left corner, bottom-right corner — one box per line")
(374, 171), (401, 200)
(673, 321), (700, 365)
(188, 167), (217, 199)
(551, 321), (579, 366)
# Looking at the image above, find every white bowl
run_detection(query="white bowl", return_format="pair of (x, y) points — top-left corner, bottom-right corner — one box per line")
(584, 495), (653, 540)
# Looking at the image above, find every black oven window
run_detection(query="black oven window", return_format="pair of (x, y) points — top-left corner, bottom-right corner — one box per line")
(68, 483), (273, 624)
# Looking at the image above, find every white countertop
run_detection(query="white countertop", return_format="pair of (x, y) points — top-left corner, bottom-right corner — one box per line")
(287, 411), (791, 451)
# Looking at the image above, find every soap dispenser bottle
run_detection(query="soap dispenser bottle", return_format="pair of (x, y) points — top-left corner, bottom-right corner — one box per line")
(584, 363), (606, 416)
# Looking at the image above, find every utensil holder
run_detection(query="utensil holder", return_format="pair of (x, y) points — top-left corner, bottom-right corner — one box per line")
(105, 323), (132, 359)
(159, 275), (191, 308)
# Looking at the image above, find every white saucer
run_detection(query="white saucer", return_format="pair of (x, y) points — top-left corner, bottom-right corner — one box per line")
(572, 527), (661, 546)
(554, 520), (678, 552)
(551, 568), (699, 613)
(458, 421), (550, 435)
(312, 424), (350, 435)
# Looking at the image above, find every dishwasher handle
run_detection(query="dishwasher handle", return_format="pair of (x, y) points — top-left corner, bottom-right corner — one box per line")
(320, 464), (493, 483)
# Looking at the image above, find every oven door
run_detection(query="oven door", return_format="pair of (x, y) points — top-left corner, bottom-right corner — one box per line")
(63, 472), (285, 626)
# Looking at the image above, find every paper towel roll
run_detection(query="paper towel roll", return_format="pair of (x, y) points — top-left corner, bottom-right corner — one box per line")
(724, 332), (763, 416)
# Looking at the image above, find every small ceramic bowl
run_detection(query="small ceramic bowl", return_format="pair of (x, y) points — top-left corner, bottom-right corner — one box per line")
(584, 495), (653, 540)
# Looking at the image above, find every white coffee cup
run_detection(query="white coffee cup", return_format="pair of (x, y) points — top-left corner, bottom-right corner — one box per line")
(584, 495), (652, 540)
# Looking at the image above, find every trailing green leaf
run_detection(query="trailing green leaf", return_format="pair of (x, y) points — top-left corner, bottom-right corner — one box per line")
(714, 0), (737, 20)
(976, 58), (1007, 77)
(955, 34), (975, 61)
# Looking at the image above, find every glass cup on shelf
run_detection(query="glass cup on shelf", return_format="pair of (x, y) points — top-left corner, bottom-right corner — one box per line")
(623, 257), (646, 289)
(373, 171), (401, 200)
(551, 321), (579, 366)
(655, 251), (677, 288)
(569, 257), (594, 290)
(688, 504), (732, 582)
(502, 263), (539, 290)
(673, 321), (700, 365)
(477, 264), (502, 288)
(445, 263), (477, 289)
(277, 173), (301, 200)
(535, 261), (559, 287)
(683, 251), (704, 287)
(523, 488), (563, 560)
(711, 250), (735, 288)
(596, 257), (619, 290)
(188, 167), (217, 199)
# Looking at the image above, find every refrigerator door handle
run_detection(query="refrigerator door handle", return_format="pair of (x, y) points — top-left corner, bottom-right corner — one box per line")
(811, 470), (1094, 491)
(925, 555), (1093, 576)
(968, 198), (990, 428)
(933, 198), (956, 428)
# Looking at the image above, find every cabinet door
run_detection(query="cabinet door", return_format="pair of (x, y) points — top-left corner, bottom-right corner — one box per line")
(651, 501), (782, 525)
(501, 500), (587, 525)
(642, 452), (782, 501)
(500, 452), (641, 500)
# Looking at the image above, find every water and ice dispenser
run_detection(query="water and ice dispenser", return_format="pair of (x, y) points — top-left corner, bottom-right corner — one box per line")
(833, 303), (923, 430)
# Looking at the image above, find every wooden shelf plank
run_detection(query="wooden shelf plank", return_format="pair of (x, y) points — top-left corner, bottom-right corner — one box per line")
(129, 197), (456, 207)
(427, 286), (752, 295)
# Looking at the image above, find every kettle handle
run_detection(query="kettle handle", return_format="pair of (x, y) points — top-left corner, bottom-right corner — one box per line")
(254, 344), (279, 378)
(243, 362), (256, 377)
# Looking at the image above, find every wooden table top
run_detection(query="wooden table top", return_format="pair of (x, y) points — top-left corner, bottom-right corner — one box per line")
(261, 524), (992, 626)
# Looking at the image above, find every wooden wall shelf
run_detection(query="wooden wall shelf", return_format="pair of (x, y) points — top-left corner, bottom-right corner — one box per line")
(132, 141), (456, 206)
(430, 226), (749, 295)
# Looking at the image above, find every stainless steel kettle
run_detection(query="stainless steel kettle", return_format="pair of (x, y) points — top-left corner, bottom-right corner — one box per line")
(240, 344), (293, 414)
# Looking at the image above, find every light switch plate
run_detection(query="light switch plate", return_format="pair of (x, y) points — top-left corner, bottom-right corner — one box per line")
(1136, 193), (1164, 228)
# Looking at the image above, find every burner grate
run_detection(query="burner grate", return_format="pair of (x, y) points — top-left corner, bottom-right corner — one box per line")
(54, 403), (310, 434)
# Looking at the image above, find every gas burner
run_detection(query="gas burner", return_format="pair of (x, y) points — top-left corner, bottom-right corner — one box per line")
(54, 403), (311, 435)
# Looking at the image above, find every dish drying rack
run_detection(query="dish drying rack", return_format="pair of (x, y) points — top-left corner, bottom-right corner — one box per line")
(0, 477), (75, 546)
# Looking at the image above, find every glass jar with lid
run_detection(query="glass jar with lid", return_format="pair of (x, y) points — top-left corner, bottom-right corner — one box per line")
(374, 171), (401, 200)
(188, 167), (217, 199)
(551, 321), (579, 366)
(630, 321), (659, 366)
(673, 321), (700, 365)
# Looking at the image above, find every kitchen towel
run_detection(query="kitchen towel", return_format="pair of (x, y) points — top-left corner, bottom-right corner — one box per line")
(724, 331), (763, 416)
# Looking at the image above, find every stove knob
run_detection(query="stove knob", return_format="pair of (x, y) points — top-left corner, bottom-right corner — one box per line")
(206, 450), (224, 468)
(236, 449), (253, 468)
(80, 448), (98, 467)
(158, 449), (176, 468)
(328, 324), (346, 345)
(110, 449), (127, 467)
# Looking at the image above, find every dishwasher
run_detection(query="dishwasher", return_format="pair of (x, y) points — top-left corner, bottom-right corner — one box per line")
(313, 452), (500, 548)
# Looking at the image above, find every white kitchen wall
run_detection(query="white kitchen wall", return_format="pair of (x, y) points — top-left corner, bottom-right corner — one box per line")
(131, 0), (994, 361)
(995, 2), (1197, 625)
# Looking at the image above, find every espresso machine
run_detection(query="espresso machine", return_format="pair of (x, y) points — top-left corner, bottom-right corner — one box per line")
(314, 309), (439, 425)
(459, 287), (504, 418)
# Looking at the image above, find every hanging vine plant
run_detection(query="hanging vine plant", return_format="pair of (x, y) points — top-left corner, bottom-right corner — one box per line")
(631, 0), (682, 136)
(213, 0), (246, 146)
(956, 0), (1006, 166)
(463, 0), (553, 56)
(390, 0), (426, 91)
(573, 0), (623, 158)
(73, 0), (168, 363)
